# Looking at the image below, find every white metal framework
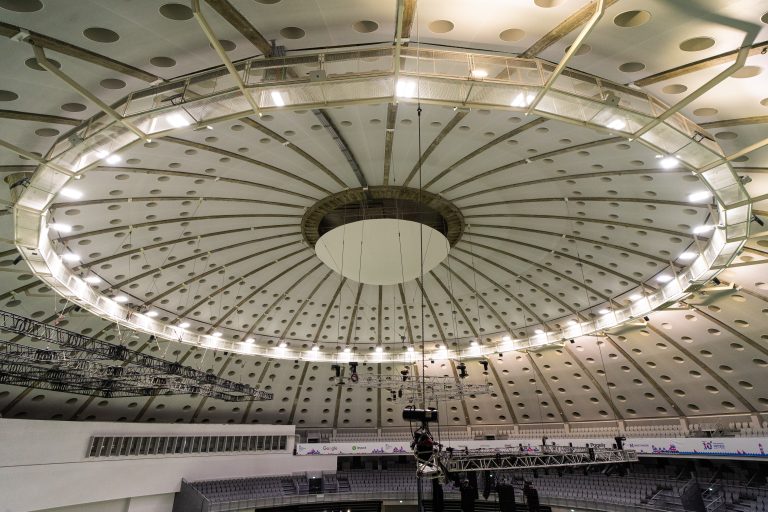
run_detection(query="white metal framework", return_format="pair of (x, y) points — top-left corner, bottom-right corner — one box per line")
(12, 45), (752, 362)
(359, 374), (491, 403)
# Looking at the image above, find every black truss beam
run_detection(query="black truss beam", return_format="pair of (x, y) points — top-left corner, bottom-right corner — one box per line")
(0, 310), (272, 401)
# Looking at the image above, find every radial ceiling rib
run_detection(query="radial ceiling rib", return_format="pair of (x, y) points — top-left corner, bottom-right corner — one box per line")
(398, 283), (415, 344)
(633, 41), (768, 87)
(313, 110), (368, 188)
(461, 196), (706, 210)
(57, 214), (301, 243)
(382, 103), (398, 185)
(646, 325), (756, 413)
(525, 351), (567, 423)
(469, 232), (644, 286)
(313, 278), (348, 344)
(424, 118), (547, 189)
(445, 254), (552, 329)
(84, 166), (318, 201)
(452, 247), (583, 322)
(464, 214), (694, 240)
(459, 240), (610, 302)
(53, 196), (306, 210)
(563, 343), (623, 421)
(601, 334), (685, 417)
(485, 359), (518, 424)
(428, 270), (479, 339)
(685, 305), (768, 359)
(399, 0), (417, 40)
(700, 116), (768, 129)
(0, 22), (159, 82)
(463, 223), (680, 267)
(236, 261), (324, 337)
(136, 241), (304, 307)
(165, 137), (332, 194)
(279, 270), (335, 340)
(174, 251), (315, 325)
(0, 109), (80, 126)
(402, 110), (469, 187)
(414, 278), (447, 341)
(436, 265), (515, 338)
(287, 362), (311, 425)
(344, 283), (364, 346)
(449, 168), (687, 202)
(241, 118), (348, 188)
(520, 0), (621, 58)
(440, 137), (622, 195)
(203, 0), (273, 55)
(77, 229), (298, 276)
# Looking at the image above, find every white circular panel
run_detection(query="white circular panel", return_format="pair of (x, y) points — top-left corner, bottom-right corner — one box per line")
(314, 219), (450, 285)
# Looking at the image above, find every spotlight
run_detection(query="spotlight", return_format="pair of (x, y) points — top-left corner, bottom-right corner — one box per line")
(400, 368), (410, 381)
(479, 360), (489, 371)
(457, 362), (468, 378)
(643, 316), (650, 322)
(569, 339), (575, 344)
(349, 362), (358, 383)
(12, 255), (23, 265)
(712, 277), (721, 285)
(331, 364), (341, 378)
(148, 335), (157, 342)
(752, 215), (765, 227)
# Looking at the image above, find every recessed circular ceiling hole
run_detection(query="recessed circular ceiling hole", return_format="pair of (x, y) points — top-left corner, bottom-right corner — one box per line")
(83, 27), (120, 43)
(534, 0), (565, 6)
(150, 56), (176, 67)
(61, 102), (87, 112)
(499, 28), (526, 42)
(762, 11), (768, 23)
(614, 10), (651, 27)
(662, 84), (687, 94)
(732, 66), (762, 79)
(0, 90), (18, 101)
(100, 78), (126, 89)
(619, 61), (645, 72)
(159, 3), (193, 20)
(0, 0), (42, 11)
(693, 107), (718, 116)
(25, 57), (61, 71)
(35, 128), (59, 137)
(428, 20), (454, 33)
(353, 20), (379, 33)
(280, 26), (305, 39)
(210, 39), (236, 51)
(679, 37), (714, 52)
(714, 131), (737, 140)
(565, 43), (591, 56)
(255, 0), (281, 3)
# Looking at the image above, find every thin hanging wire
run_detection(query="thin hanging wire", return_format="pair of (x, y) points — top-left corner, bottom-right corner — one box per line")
(466, 226), (484, 345)
(563, 197), (620, 434)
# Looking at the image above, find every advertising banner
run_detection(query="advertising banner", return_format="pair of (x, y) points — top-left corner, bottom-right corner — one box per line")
(296, 436), (768, 459)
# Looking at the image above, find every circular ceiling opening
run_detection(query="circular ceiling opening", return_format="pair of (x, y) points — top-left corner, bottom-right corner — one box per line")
(315, 218), (449, 285)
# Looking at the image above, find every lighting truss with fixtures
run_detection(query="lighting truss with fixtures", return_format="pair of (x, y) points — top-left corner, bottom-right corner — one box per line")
(358, 374), (491, 403)
(439, 445), (638, 474)
(416, 444), (637, 480)
(0, 310), (272, 401)
(12, 45), (751, 362)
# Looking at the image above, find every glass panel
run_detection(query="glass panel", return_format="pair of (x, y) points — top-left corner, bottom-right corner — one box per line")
(248, 436), (257, 451)
(174, 437), (184, 454)
(158, 437), (168, 454)
(192, 436), (202, 453)
(148, 437), (159, 454)
(88, 437), (101, 457)
(217, 436), (226, 452)
(183, 437), (193, 454)
(279, 436), (287, 450)
(139, 438), (150, 455)
(130, 437), (141, 456)
(109, 438), (122, 457)
(119, 437), (130, 456)
(99, 437), (111, 457)
(257, 436), (265, 450)
(225, 436), (234, 452)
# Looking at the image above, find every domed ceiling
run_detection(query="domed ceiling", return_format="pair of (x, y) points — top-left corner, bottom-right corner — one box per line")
(0, 0), (767, 428)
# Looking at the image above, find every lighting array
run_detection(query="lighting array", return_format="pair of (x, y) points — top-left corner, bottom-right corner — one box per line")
(14, 46), (749, 362)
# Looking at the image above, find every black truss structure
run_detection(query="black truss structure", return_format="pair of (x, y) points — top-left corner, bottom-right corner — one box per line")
(0, 310), (273, 401)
